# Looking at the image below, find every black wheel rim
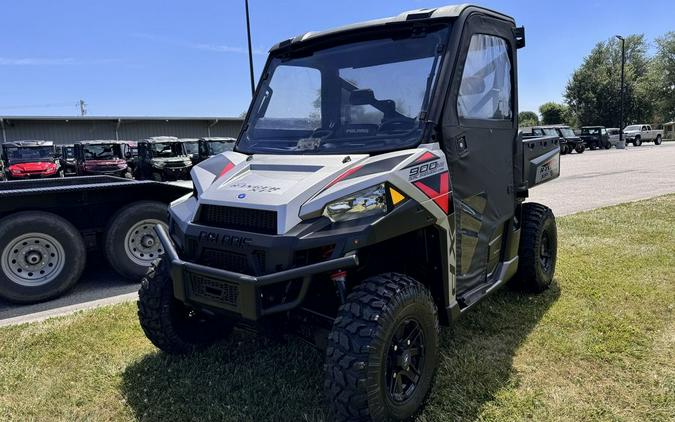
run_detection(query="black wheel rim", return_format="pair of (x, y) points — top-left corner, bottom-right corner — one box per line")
(539, 231), (553, 274)
(385, 318), (425, 403)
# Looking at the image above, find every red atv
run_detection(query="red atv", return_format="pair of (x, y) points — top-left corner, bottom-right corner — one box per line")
(2, 140), (63, 179)
(75, 140), (132, 178)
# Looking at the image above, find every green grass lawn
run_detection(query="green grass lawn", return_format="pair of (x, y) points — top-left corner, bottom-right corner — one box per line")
(1, 195), (673, 421)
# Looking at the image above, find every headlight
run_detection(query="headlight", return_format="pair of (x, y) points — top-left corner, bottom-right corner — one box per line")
(322, 184), (387, 223)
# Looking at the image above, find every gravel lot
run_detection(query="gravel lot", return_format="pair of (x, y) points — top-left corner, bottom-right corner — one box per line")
(2, 142), (674, 324)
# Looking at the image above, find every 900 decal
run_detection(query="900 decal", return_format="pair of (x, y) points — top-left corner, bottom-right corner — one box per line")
(407, 160), (446, 182)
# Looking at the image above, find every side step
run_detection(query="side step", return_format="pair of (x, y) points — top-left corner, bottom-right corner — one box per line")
(457, 256), (518, 312)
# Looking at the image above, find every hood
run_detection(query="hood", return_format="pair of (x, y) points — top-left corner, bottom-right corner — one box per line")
(623, 129), (640, 135)
(189, 148), (434, 234)
(85, 159), (126, 166)
(8, 161), (58, 173)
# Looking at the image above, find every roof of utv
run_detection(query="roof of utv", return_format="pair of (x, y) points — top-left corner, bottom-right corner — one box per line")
(2, 140), (53, 147)
(200, 137), (236, 142)
(79, 140), (123, 145)
(142, 136), (180, 144)
(270, 4), (515, 53)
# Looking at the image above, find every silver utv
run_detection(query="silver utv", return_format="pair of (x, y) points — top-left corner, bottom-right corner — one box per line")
(138, 4), (560, 421)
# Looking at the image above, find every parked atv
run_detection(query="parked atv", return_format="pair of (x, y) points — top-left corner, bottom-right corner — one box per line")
(135, 137), (193, 181)
(198, 137), (236, 163)
(180, 138), (201, 165)
(138, 5), (560, 421)
(57, 144), (78, 176)
(580, 126), (610, 150)
(1, 140), (63, 179)
(74, 140), (132, 178)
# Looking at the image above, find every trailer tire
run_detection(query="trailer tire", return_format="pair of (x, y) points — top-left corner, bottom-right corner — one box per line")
(325, 273), (439, 422)
(514, 203), (557, 293)
(104, 201), (169, 281)
(138, 258), (232, 354)
(655, 135), (662, 145)
(0, 211), (86, 303)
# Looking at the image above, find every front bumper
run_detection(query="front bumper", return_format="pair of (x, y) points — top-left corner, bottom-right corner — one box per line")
(155, 224), (359, 320)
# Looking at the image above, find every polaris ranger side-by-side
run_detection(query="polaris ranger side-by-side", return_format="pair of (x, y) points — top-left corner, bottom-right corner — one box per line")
(198, 137), (236, 163)
(135, 137), (193, 181)
(1, 141), (63, 179)
(75, 140), (133, 178)
(138, 5), (560, 421)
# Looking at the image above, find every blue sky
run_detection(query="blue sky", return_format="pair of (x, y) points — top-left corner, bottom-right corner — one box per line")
(1, 0), (672, 117)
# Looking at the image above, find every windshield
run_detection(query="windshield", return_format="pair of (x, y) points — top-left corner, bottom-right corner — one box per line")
(84, 144), (119, 160)
(183, 142), (199, 155)
(5, 146), (54, 162)
(150, 142), (183, 158)
(581, 128), (600, 135)
(237, 24), (450, 154)
(559, 128), (576, 137)
(624, 125), (640, 131)
(208, 141), (233, 155)
(542, 128), (558, 136)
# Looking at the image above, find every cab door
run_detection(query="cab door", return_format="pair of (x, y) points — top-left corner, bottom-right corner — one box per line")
(440, 14), (518, 295)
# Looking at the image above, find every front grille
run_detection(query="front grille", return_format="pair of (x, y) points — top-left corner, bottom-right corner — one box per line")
(197, 205), (277, 235)
(197, 248), (266, 275)
(188, 273), (239, 307)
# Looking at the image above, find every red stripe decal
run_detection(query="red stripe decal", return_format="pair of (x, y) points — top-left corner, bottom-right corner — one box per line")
(413, 172), (450, 214)
(414, 151), (438, 164)
(324, 165), (364, 189)
(219, 162), (235, 177)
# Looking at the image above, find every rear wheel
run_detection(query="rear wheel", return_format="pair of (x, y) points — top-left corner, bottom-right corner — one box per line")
(575, 144), (585, 154)
(604, 141), (611, 149)
(103, 201), (168, 281)
(325, 273), (439, 422)
(0, 211), (86, 303)
(514, 203), (557, 292)
(138, 258), (232, 354)
(655, 135), (662, 145)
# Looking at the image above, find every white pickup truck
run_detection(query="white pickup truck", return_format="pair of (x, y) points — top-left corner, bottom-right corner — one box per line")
(623, 124), (663, 146)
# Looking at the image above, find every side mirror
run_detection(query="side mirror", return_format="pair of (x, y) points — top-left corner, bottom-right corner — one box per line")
(459, 76), (486, 96)
(349, 89), (376, 105)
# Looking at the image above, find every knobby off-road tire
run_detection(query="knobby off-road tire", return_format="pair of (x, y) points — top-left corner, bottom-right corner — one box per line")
(325, 273), (439, 422)
(138, 258), (232, 354)
(514, 203), (557, 293)
(0, 211), (86, 303)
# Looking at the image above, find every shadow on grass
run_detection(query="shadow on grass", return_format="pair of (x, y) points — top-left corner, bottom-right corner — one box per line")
(120, 282), (560, 421)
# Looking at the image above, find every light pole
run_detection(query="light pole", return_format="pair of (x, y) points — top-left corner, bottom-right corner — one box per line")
(615, 35), (625, 147)
(245, 0), (255, 98)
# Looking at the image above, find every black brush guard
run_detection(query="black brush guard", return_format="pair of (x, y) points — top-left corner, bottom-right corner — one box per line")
(155, 224), (359, 320)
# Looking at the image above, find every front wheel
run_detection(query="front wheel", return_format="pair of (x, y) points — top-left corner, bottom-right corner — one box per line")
(513, 203), (557, 292)
(633, 137), (642, 146)
(138, 258), (233, 354)
(325, 273), (439, 422)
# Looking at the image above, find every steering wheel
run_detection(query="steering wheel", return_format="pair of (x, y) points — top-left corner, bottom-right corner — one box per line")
(378, 118), (416, 133)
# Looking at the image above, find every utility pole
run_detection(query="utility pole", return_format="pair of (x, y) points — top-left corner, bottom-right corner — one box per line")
(79, 99), (87, 116)
(615, 35), (625, 147)
(245, 0), (255, 97)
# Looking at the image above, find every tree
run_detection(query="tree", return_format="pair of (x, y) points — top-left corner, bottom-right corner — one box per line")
(647, 32), (675, 123)
(564, 35), (652, 127)
(539, 102), (568, 125)
(518, 111), (539, 127)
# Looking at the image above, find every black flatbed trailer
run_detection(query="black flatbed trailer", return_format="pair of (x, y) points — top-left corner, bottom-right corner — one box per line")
(0, 176), (191, 303)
